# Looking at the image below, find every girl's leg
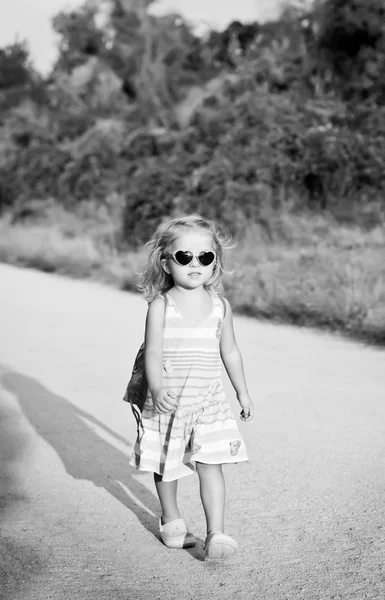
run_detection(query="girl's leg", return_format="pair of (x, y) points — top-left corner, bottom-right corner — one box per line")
(196, 462), (225, 533)
(154, 473), (196, 549)
(196, 462), (237, 560)
(154, 473), (180, 524)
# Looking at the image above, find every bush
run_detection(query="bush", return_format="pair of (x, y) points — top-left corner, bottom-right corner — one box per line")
(120, 159), (187, 247)
(317, 0), (385, 100)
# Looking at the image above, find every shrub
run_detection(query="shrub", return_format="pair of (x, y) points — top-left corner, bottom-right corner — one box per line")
(120, 159), (187, 247)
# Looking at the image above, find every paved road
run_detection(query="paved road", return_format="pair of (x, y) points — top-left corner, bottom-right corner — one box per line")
(1, 264), (384, 600)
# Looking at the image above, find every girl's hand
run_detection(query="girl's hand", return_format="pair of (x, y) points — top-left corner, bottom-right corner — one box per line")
(152, 387), (178, 414)
(238, 394), (254, 422)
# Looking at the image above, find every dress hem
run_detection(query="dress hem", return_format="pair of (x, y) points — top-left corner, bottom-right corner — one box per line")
(129, 457), (249, 482)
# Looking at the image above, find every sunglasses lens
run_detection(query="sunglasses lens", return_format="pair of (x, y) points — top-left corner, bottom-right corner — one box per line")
(198, 251), (215, 266)
(174, 251), (193, 266)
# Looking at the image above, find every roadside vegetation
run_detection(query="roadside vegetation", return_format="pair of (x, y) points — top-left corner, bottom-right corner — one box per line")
(0, 0), (384, 344)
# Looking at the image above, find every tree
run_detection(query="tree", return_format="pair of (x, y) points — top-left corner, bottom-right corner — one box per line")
(108, 0), (205, 125)
(52, 3), (106, 73)
(316, 0), (385, 99)
(0, 42), (32, 90)
(0, 42), (47, 112)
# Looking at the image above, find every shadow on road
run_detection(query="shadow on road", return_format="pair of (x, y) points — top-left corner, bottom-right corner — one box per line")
(0, 393), (27, 523)
(0, 374), (45, 599)
(2, 370), (162, 538)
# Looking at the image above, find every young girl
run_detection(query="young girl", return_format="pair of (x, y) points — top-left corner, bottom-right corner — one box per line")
(129, 215), (254, 562)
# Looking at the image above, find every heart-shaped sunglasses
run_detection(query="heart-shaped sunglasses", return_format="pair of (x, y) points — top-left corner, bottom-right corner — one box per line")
(167, 250), (216, 267)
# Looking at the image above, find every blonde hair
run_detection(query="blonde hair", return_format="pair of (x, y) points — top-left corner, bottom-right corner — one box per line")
(138, 214), (233, 302)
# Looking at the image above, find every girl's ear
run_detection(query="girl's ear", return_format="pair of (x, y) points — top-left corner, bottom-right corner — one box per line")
(161, 258), (171, 274)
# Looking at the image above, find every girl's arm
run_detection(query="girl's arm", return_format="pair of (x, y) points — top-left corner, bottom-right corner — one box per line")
(220, 298), (254, 421)
(144, 296), (177, 413)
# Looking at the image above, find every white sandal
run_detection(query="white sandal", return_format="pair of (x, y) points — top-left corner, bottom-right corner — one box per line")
(159, 518), (196, 549)
(204, 532), (238, 561)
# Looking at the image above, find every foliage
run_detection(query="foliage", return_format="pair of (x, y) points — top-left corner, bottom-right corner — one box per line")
(316, 0), (385, 100)
(0, 0), (385, 244)
(0, 42), (47, 112)
(0, 42), (32, 90)
(121, 157), (187, 244)
(52, 5), (106, 73)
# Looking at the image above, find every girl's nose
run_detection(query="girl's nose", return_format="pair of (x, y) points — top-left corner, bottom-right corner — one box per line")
(190, 255), (200, 267)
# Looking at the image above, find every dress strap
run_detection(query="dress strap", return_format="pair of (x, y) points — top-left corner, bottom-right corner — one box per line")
(153, 293), (168, 312)
(217, 295), (227, 319)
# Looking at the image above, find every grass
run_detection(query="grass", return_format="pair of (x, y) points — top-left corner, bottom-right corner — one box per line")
(225, 217), (385, 345)
(0, 202), (384, 346)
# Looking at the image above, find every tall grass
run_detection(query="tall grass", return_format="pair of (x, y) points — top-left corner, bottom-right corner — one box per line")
(0, 203), (384, 345)
(225, 218), (385, 343)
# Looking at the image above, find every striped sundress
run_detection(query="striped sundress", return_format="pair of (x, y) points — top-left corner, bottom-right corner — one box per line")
(129, 292), (248, 482)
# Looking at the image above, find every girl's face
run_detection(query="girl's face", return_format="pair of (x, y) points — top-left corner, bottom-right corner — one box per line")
(162, 229), (216, 290)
